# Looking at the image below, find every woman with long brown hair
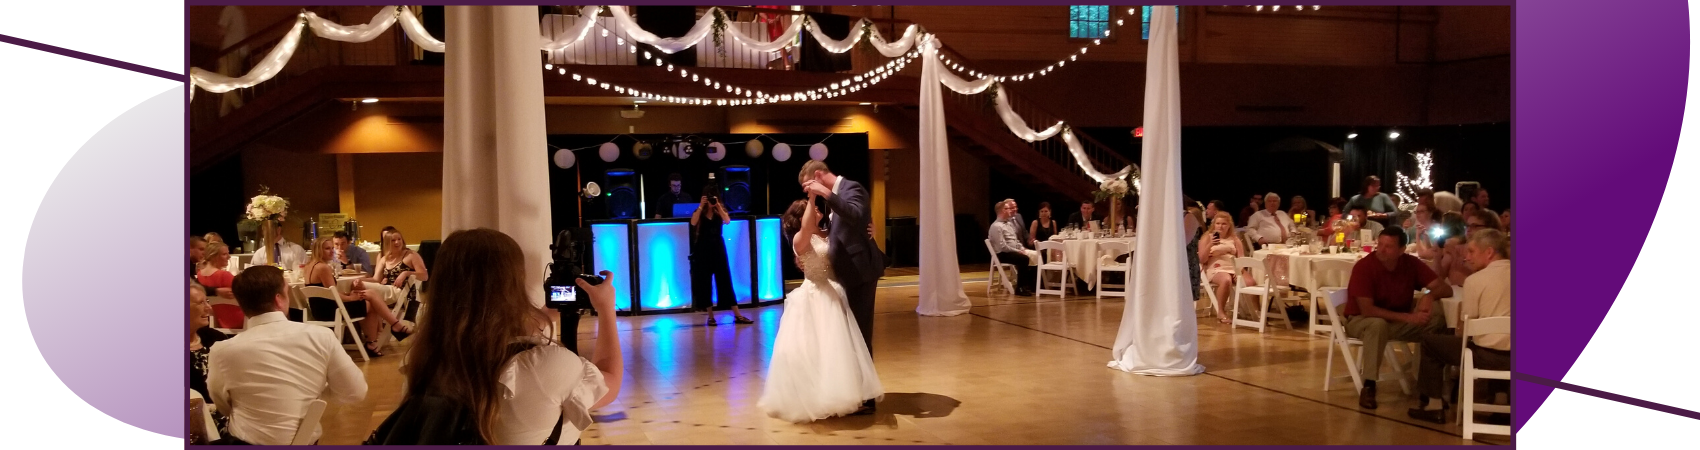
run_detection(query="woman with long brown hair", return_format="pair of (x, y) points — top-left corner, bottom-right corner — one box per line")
(399, 228), (622, 444)
(362, 226), (428, 339)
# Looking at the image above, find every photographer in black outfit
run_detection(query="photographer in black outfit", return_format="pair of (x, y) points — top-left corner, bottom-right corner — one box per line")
(691, 180), (752, 326)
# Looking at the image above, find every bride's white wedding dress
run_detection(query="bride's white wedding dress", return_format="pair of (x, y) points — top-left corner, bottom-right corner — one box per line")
(757, 233), (884, 423)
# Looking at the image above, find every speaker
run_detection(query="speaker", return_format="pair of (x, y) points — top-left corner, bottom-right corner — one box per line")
(720, 165), (753, 214)
(605, 169), (639, 219)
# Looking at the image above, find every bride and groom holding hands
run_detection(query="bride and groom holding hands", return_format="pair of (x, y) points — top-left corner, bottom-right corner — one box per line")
(757, 160), (887, 423)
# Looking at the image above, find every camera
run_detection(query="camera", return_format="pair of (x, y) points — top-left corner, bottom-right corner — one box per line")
(545, 273), (606, 308)
(545, 228), (597, 352)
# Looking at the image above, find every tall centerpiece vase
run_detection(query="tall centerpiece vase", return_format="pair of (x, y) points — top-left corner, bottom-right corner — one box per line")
(1094, 177), (1131, 237)
(1108, 200), (1120, 235)
(260, 220), (277, 266)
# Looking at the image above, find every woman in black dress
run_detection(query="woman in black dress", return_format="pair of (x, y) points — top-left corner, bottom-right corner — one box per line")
(189, 282), (228, 432)
(1029, 202), (1058, 243)
(691, 185), (751, 326)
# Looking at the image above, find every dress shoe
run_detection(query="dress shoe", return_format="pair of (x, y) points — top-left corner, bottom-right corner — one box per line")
(1358, 385), (1378, 409)
(1407, 407), (1448, 424)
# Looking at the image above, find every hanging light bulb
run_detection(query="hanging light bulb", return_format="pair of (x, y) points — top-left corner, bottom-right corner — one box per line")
(572, 74), (582, 81)
(655, 59), (663, 66)
(1070, 55), (1078, 61)
(1256, 6), (1264, 11)
(1116, 19), (1124, 26)
(586, 78), (596, 85)
(1128, 7), (1137, 14)
(617, 37), (625, 45)
(545, 63), (554, 70)
(558, 68), (565, 75)
(1093, 39), (1101, 45)
(643, 51), (652, 59)
(692, 74), (699, 82)
(1274, 5), (1281, 11)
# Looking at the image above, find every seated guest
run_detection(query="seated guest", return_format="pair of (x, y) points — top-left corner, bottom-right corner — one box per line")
(189, 283), (230, 432)
(1461, 201), (1482, 222)
(1199, 212), (1249, 324)
(1288, 195), (1317, 229)
(1064, 201), (1097, 231)
(1004, 199), (1031, 247)
(1470, 185), (1498, 219)
(989, 200), (1036, 295)
(362, 226), (429, 338)
(1238, 193), (1262, 227)
(203, 232), (225, 246)
(1408, 229), (1511, 423)
(190, 236), (220, 299)
(1499, 208), (1512, 233)
(251, 224), (307, 269)
(1316, 197), (1347, 238)
(1343, 228), (1452, 409)
(1436, 213), (1473, 286)
(1468, 208), (1502, 237)
(1029, 202), (1058, 243)
(208, 266), (367, 445)
(303, 236), (410, 356)
(1407, 203), (1441, 258)
(198, 242), (243, 329)
(332, 231), (373, 276)
(1347, 176), (1399, 226)
(1246, 192), (1295, 248)
(400, 228), (624, 445)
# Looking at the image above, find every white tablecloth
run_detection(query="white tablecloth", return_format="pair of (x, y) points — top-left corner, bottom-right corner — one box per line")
(1051, 238), (1136, 289)
(1252, 249), (1364, 293)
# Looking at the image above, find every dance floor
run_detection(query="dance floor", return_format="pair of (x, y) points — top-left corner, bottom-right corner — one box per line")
(313, 268), (1506, 445)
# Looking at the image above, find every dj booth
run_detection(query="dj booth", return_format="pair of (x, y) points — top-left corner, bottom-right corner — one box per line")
(588, 215), (787, 315)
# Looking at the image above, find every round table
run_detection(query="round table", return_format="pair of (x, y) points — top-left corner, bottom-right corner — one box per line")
(1050, 237), (1137, 289)
(1252, 249), (1364, 293)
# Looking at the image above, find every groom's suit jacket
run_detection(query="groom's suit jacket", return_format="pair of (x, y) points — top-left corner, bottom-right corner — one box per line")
(824, 177), (884, 286)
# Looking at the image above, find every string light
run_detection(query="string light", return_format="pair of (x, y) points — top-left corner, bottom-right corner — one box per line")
(1395, 152), (1434, 208)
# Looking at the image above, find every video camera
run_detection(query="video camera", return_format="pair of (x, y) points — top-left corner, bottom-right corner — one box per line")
(545, 229), (601, 351)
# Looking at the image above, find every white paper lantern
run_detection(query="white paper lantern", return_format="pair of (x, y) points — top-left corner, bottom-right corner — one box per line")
(772, 143), (792, 162)
(553, 148), (576, 168)
(808, 143), (829, 161)
(598, 142), (619, 162)
(745, 140), (765, 158)
(706, 142), (727, 161)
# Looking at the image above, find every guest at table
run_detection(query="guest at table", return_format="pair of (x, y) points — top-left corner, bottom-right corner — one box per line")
(1435, 212), (1472, 286)
(1347, 176), (1399, 226)
(1029, 202), (1058, 243)
(1499, 208), (1512, 233)
(1246, 192), (1295, 248)
(251, 226), (307, 269)
(365, 226), (429, 340)
(1343, 227), (1452, 410)
(190, 236), (220, 299)
(1239, 193), (1263, 227)
(1470, 185), (1497, 218)
(208, 266), (367, 445)
(1064, 202), (1097, 231)
(1407, 203), (1440, 257)
(304, 236), (408, 356)
(1347, 206), (1386, 239)
(1407, 229), (1511, 424)
(1200, 212), (1248, 324)
(203, 232), (225, 246)
(198, 242), (243, 329)
(1468, 208), (1501, 237)
(1461, 201), (1481, 222)
(1003, 199), (1032, 247)
(189, 282), (230, 434)
(332, 231), (373, 277)
(1288, 195), (1317, 229)
(394, 229), (623, 445)
(990, 200), (1036, 296)
(1317, 198), (1347, 238)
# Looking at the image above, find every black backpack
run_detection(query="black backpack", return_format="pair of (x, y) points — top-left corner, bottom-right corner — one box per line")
(364, 344), (569, 445)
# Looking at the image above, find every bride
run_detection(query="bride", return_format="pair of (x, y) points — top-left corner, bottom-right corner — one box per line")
(757, 194), (884, 423)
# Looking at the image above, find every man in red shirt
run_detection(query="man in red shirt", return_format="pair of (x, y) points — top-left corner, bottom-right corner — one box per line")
(1344, 227), (1452, 410)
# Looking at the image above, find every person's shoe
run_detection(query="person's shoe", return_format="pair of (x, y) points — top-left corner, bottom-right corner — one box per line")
(733, 315), (754, 325)
(1407, 407), (1448, 424)
(705, 316), (718, 326)
(1358, 385), (1378, 409)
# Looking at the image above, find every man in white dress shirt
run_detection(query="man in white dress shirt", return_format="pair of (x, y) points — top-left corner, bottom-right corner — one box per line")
(209, 266), (367, 445)
(1407, 229), (1511, 424)
(251, 226), (307, 269)
(1245, 192), (1294, 249)
(988, 200), (1036, 296)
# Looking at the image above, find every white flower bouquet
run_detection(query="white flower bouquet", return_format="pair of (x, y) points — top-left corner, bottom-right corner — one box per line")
(246, 187), (290, 222)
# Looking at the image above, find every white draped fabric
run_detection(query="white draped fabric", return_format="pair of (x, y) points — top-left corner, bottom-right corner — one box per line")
(806, 19), (862, 53)
(398, 6), (445, 52)
(867, 24), (919, 58)
(723, 14), (803, 53)
(539, 6), (603, 52)
(1108, 6), (1203, 376)
(914, 37), (972, 317)
(442, 5), (554, 307)
(305, 8), (396, 43)
(1061, 131), (1136, 184)
(189, 20), (306, 99)
(606, 6), (717, 54)
(935, 56), (995, 95)
(992, 84), (1064, 142)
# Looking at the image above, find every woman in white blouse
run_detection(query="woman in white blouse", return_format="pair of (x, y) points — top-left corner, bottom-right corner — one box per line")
(401, 228), (623, 445)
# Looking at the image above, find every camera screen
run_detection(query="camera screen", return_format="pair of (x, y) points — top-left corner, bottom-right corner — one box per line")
(549, 285), (576, 304)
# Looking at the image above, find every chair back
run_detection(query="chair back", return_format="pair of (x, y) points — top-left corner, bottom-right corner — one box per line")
(1312, 259), (1355, 290)
(1461, 315), (1510, 341)
(298, 285), (340, 302)
(1035, 241), (1065, 264)
(984, 240), (1006, 266)
(290, 399), (328, 445)
(208, 296), (244, 331)
(1098, 241), (1131, 261)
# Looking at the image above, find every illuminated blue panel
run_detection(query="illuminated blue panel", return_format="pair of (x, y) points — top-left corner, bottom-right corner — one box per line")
(715, 219), (753, 305)
(590, 223), (633, 312)
(755, 217), (784, 300)
(636, 222), (692, 311)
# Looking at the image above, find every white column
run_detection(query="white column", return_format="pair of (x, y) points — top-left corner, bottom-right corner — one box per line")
(914, 38), (971, 317)
(442, 6), (552, 306)
(1332, 162), (1341, 198)
(1109, 6), (1204, 376)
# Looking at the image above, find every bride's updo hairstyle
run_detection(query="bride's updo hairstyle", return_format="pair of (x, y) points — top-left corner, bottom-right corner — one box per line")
(781, 199), (811, 237)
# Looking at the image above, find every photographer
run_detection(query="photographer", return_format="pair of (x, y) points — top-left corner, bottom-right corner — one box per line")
(691, 184), (752, 326)
(397, 228), (622, 445)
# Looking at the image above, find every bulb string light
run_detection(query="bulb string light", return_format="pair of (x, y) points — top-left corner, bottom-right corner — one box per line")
(937, 7), (1139, 83)
(549, 49), (920, 106)
(1395, 151), (1434, 209)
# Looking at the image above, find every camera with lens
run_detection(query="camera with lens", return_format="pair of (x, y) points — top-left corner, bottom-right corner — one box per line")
(545, 229), (602, 310)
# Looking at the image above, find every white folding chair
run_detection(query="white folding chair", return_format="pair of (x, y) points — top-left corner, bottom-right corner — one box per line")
(1095, 241), (1133, 298)
(1320, 292), (1419, 393)
(378, 279), (425, 349)
(1231, 257), (1291, 332)
(1199, 276), (1227, 320)
(1309, 259), (1355, 337)
(297, 286), (369, 362)
(1034, 241), (1072, 297)
(1459, 315), (1511, 440)
(290, 399), (328, 445)
(983, 240), (1017, 295)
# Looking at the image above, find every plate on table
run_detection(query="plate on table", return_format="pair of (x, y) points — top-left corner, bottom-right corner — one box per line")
(341, 269), (363, 276)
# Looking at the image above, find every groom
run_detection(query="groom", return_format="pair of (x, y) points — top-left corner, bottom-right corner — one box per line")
(799, 160), (884, 413)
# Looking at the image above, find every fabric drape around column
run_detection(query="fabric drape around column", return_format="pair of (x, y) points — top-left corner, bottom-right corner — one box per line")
(442, 6), (553, 307)
(1108, 6), (1203, 376)
(914, 37), (971, 317)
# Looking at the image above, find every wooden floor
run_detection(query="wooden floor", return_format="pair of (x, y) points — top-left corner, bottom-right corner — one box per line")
(313, 269), (1507, 445)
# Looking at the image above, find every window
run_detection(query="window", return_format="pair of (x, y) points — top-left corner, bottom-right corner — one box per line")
(1141, 6), (1180, 40)
(1069, 6), (1111, 40)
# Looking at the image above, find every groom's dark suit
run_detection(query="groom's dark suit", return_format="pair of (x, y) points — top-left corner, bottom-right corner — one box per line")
(822, 176), (884, 354)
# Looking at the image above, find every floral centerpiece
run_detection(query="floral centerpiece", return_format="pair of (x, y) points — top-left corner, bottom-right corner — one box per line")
(1092, 177), (1132, 234)
(245, 187), (290, 265)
